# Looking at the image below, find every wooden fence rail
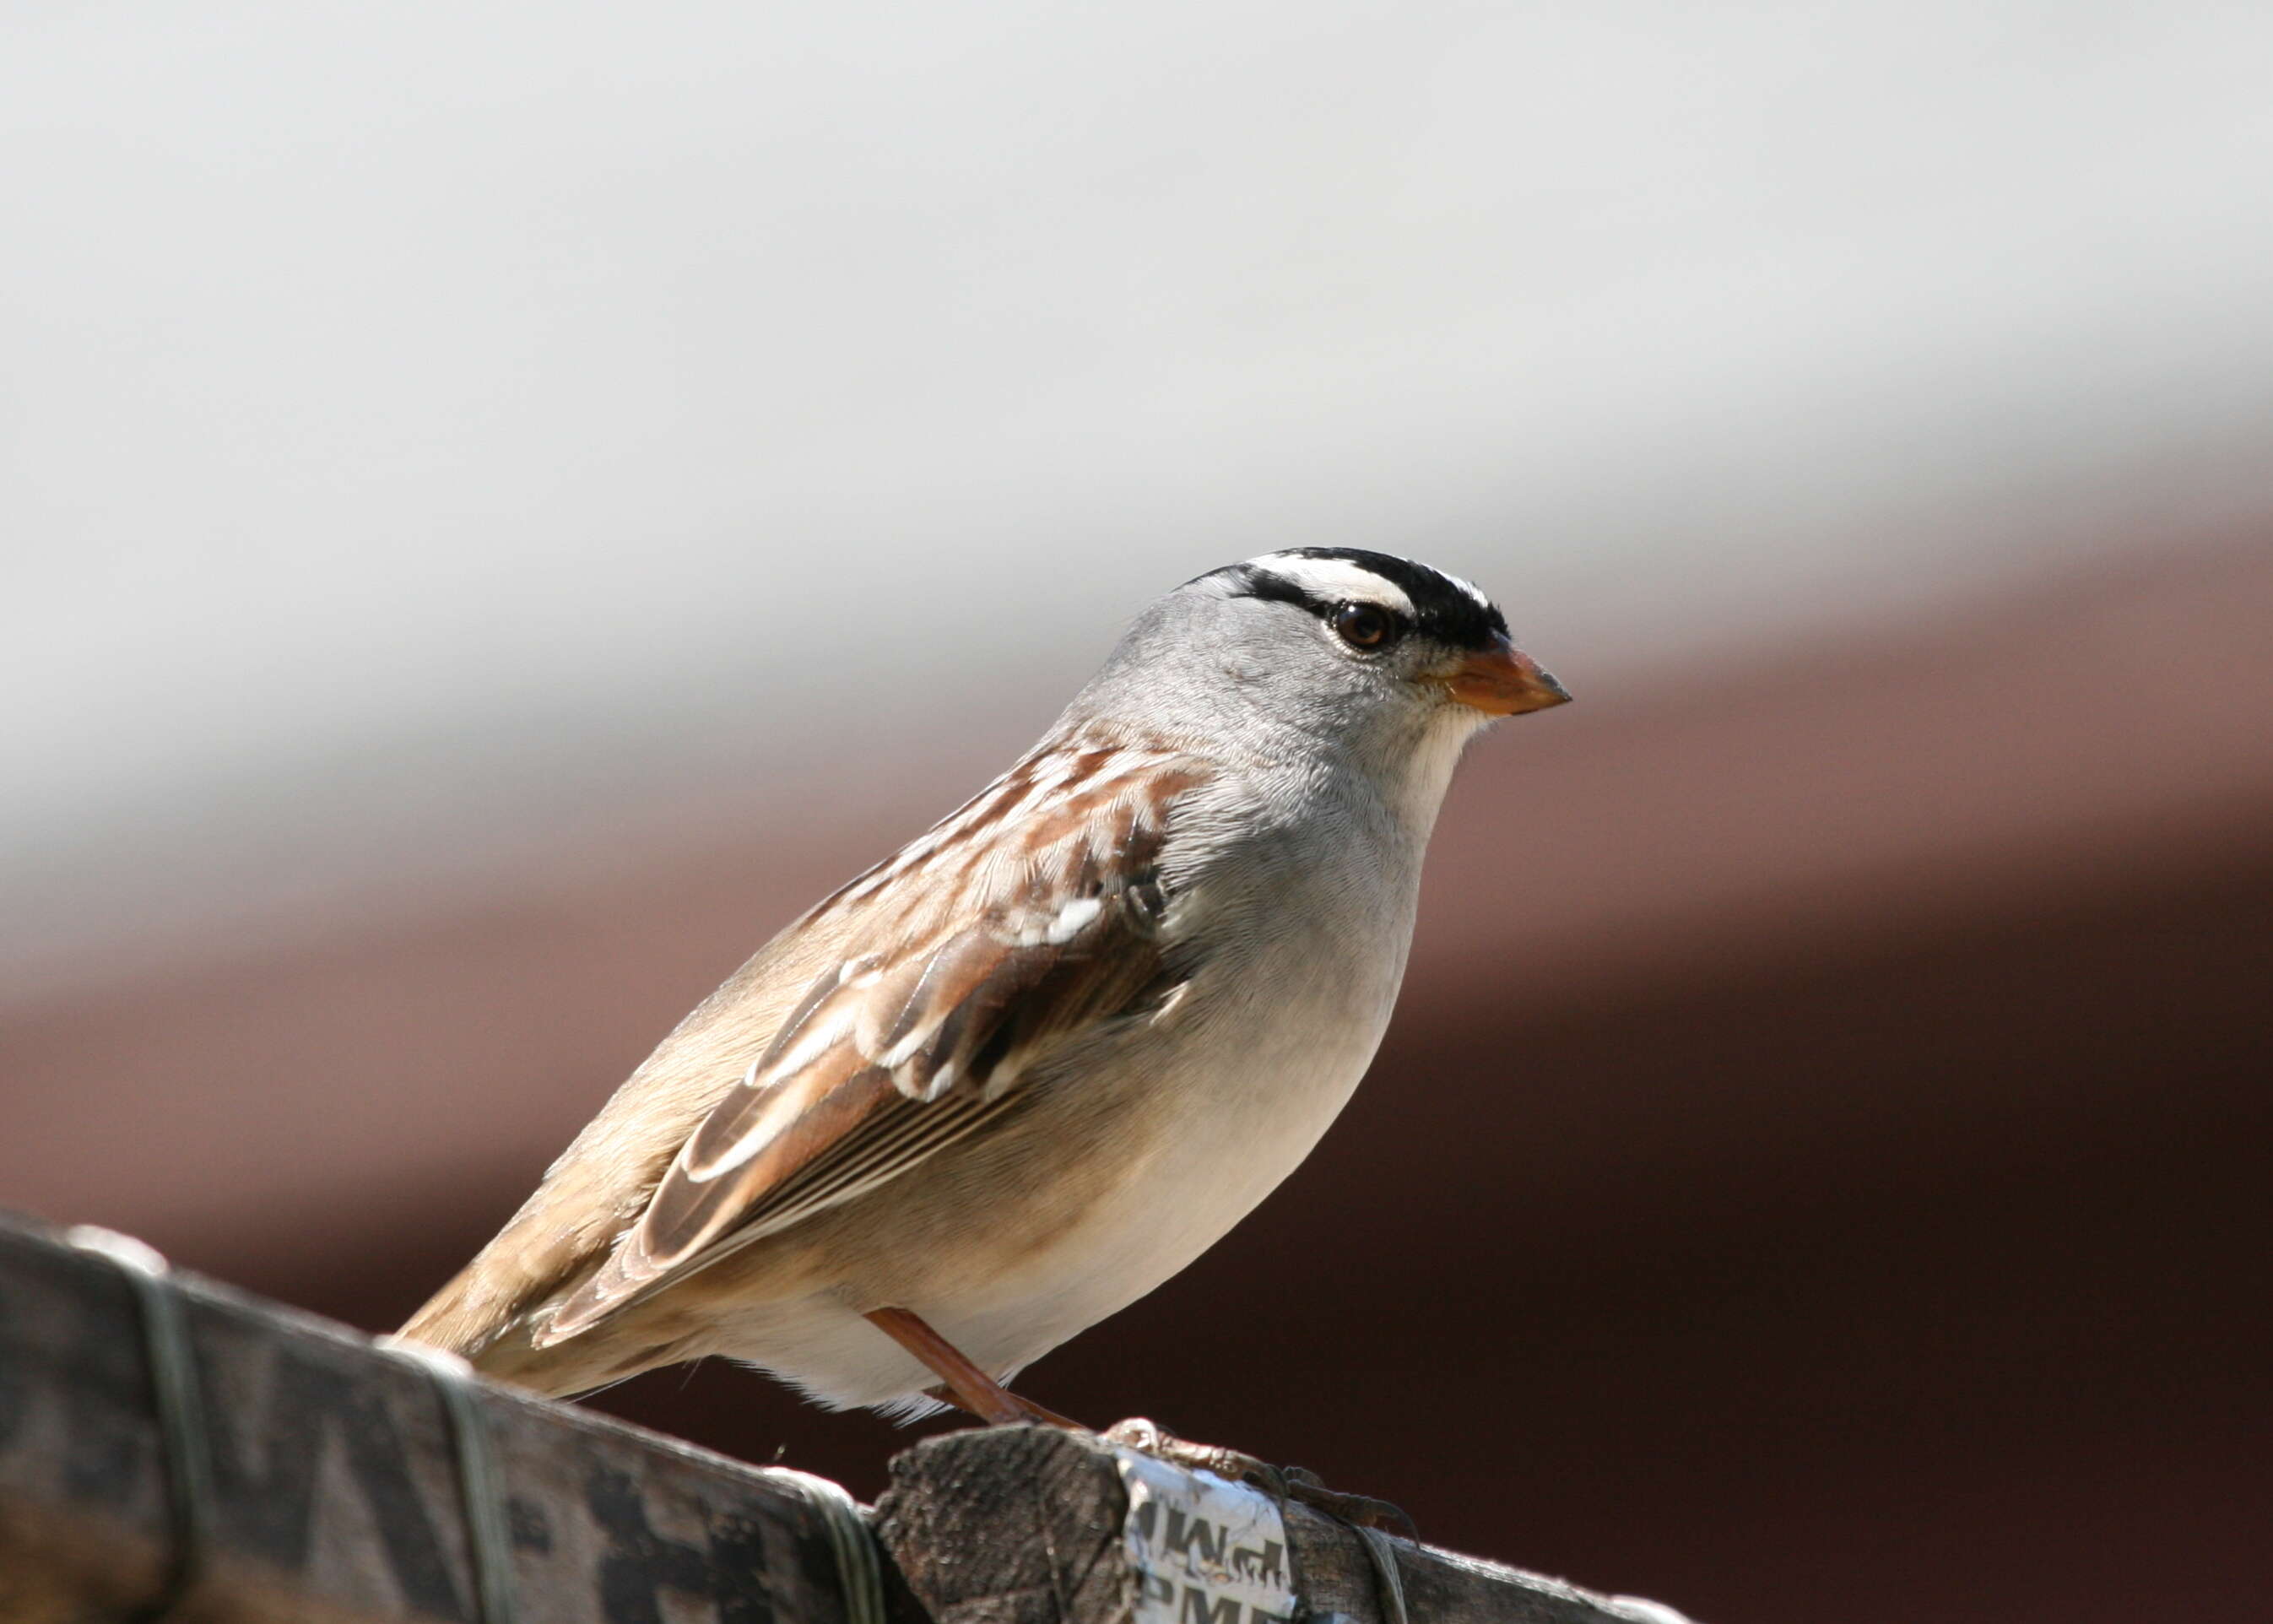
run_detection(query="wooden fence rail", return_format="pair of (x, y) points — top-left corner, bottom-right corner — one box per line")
(0, 1211), (1689, 1624)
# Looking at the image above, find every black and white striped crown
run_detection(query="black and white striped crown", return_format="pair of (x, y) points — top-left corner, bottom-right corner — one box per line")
(1214, 548), (1507, 649)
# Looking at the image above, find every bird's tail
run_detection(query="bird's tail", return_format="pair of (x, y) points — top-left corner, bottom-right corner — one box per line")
(397, 1236), (637, 1399)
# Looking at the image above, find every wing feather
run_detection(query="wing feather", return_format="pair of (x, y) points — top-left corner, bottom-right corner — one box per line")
(534, 737), (1204, 1346)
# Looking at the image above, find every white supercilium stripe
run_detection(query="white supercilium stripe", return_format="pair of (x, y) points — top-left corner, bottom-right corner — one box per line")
(1245, 554), (1416, 614)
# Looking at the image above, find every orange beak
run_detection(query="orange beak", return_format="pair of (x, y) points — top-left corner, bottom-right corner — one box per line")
(1444, 638), (1572, 716)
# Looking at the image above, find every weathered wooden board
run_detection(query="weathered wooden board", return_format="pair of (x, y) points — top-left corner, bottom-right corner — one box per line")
(0, 1211), (874, 1624)
(873, 1426), (1689, 1624)
(1, 1209), (1686, 1624)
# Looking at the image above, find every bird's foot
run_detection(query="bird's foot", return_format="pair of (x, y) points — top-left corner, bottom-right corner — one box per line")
(1103, 1418), (1418, 1539)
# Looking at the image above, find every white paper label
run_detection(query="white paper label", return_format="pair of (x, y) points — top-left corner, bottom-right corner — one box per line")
(1117, 1449), (1298, 1624)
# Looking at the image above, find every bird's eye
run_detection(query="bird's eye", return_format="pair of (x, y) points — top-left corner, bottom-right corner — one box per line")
(1330, 602), (1397, 649)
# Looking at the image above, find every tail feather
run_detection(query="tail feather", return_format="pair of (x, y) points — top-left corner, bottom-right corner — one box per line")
(397, 1210), (632, 1399)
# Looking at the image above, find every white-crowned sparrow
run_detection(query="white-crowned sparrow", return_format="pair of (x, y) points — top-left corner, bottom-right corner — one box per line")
(403, 549), (1567, 1424)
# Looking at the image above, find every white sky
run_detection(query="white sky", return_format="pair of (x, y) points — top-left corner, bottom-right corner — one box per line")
(7, 1), (2273, 986)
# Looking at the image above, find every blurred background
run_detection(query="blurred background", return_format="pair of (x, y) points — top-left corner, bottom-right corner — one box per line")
(5, 4), (2270, 1621)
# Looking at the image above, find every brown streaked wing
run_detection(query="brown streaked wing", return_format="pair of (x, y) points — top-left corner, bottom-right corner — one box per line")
(534, 742), (1206, 1346)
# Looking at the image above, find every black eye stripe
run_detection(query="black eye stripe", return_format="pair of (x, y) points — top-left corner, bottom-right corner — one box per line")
(1222, 564), (1328, 617)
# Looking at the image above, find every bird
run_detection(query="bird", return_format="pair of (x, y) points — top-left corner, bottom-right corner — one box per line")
(402, 549), (1569, 1430)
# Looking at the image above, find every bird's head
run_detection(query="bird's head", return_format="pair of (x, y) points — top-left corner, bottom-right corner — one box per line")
(1205, 547), (1568, 726)
(1075, 548), (1568, 809)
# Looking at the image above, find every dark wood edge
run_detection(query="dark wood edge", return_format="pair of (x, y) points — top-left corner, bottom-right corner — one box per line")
(0, 1209), (868, 1624)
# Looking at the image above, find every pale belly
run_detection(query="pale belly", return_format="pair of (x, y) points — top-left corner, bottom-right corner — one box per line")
(948, 1020), (1378, 1366)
